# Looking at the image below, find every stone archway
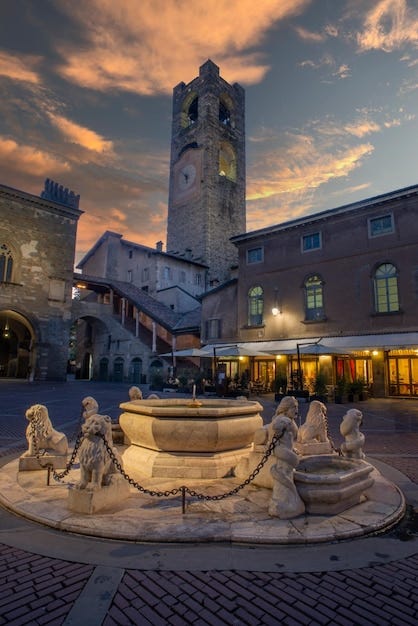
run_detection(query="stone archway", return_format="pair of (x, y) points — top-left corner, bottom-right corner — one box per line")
(71, 313), (111, 381)
(0, 310), (35, 379)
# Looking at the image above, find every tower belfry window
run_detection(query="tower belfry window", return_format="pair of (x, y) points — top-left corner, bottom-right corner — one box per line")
(188, 97), (198, 125)
(219, 101), (231, 126)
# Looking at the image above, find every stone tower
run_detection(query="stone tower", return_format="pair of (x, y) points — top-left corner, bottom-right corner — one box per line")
(166, 60), (246, 286)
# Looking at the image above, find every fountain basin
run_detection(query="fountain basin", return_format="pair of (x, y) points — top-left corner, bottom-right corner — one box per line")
(119, 398), (263, 479)
(294, 454), (374, 515)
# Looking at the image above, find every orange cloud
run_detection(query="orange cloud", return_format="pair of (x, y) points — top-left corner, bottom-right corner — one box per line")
(247, 135), (374, 203)
(55, 0), (311, 94)
(48, 113), (114, 153)
(0, 50), (41, 84)
(0, 136), (70, 176)
(357, 0), (418, 52)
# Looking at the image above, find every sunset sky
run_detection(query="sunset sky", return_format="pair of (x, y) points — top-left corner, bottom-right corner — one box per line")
(1, 0), (418, 263)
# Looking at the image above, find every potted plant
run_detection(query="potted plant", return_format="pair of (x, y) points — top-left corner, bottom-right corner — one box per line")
(354, 377), (367, 401)
(312, 372), (328, 402)
(273, 374), (287, 402)
(334, 377), (347, 403)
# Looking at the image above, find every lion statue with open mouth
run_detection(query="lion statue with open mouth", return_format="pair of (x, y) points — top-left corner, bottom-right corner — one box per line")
(76, 413), (122, 490)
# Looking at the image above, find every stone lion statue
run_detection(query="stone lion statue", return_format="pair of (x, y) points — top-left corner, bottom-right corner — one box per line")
(297, 400), (329, 444)
(82, 396), (99, 420)
(340, 408), (365, 459)
(22, 404), (68, 457)
(76, 413), (122, 490)
(128, 386), (143, 400)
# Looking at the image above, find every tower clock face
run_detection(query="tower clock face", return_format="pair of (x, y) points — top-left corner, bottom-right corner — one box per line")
(177, 164), (196, 191)
(172, 149), (202, 205)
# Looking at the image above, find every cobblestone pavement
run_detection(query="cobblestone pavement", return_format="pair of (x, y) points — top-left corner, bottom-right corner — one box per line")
(1, 380), (418, 625)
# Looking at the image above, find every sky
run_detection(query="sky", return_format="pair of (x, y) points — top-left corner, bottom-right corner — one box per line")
(1, 0), (418, 264)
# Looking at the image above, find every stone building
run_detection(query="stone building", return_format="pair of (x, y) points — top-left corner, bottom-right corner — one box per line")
(0, 181), (82, 380)
(167, 59), (246, 287)
(202, 185), (418, 397)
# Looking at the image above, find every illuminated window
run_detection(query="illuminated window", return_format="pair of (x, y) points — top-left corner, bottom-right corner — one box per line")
(248, 286), (264, 326)
(304, 274), (325, 321)
(219, 142), (236, 181)
(302, 232), (321, 252)
(374, 263), (399, 313)
(0, 244), (13, 283)
(369, 214), (394, 238)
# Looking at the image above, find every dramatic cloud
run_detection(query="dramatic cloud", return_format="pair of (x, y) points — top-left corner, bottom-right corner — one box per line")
(0, 137), (70, 176)
(357, 0), (418, 52)
(54, 0), (311, 94)
(48, 113), (114, 153)
(0, 50), (41, 84)
(245, 122), (374, 231)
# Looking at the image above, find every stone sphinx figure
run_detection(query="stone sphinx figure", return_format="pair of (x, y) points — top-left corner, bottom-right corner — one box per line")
(236, 395), (299, 489)
(340, 409), (365, 459)
(294, 400), (333, 456)
(269, 411), (305, 519)
(19, 404), (68, 471)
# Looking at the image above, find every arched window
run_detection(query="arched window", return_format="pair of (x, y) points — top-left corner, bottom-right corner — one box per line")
(219, 141), (236, 181)
(304, 274), (325, 321)
(374, 263), (399, 313)
(248, 286), (263, 326)
(0, 244), (13, 283)
(181, 93), (198, 127)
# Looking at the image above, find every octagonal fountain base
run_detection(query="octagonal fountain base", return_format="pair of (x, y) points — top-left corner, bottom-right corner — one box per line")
(0, 457), (406, 544)
(119, 398), (264, 479)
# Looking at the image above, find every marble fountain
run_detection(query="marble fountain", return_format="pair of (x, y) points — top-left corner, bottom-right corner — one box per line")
(0, 394), (406, 544)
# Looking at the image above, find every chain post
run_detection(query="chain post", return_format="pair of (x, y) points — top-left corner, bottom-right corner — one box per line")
(181, 486), (186, 514)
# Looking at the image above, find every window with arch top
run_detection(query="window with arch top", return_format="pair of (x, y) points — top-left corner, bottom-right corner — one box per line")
(219, 141), (236, 181)
(374, 263), (399, 313)
(181, 93), (198, 128)
(304, 274), (325, 321)
(0, 244), (13, 283)
(248, 286), (264, 326)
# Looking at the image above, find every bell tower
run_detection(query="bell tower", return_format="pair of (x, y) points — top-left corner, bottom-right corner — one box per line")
(166, 60), (246, 286)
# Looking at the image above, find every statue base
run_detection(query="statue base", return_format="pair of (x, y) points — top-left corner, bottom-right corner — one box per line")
(19, 455), (68, 471)
(68, 474), (131, 514)
(293, 441), (333, 456)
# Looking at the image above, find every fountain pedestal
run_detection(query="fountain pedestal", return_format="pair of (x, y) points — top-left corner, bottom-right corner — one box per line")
(119, 398), (263, 479)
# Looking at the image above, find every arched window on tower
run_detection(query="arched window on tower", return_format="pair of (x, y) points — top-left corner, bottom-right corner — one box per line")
(180, 93), (199, 128)
(304, 274), (325, 321)
(219, 101), (231, 126)
(0, 244), (13, 283)
(219, 142), (236, 181)
(374, 263), (399, 313)
(248, 286), (264, 326)
(187, 96), (198, 125)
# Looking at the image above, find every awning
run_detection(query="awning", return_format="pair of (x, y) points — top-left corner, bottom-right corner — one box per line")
(203, 333), (418, 356)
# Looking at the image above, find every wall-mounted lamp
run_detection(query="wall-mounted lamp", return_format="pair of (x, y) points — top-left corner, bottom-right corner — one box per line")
(272, 289), (282, 316)
(3, 319), (10, 339)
